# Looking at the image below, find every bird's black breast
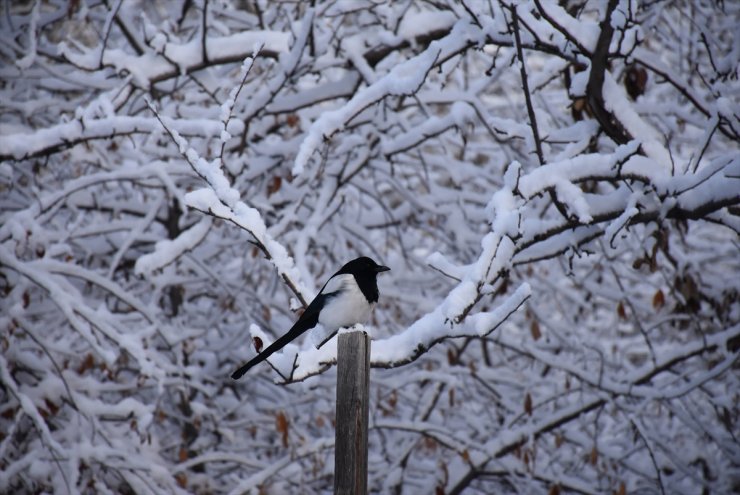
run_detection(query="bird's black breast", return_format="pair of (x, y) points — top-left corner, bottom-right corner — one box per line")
(351, 272), (380, 303)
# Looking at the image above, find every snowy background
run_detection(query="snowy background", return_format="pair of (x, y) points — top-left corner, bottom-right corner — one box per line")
(1, 0), (738, 493)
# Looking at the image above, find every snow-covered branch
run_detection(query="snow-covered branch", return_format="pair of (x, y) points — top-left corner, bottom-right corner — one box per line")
(1, 1), (738, 494)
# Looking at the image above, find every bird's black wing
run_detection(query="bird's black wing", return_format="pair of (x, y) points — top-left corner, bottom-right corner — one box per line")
(230, 291), (337, 379)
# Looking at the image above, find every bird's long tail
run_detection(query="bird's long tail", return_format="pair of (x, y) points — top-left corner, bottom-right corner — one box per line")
(231, 321), (310, 379)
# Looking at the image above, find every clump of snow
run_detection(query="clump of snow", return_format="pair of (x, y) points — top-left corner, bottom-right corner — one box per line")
(443, 280), (478, 320)
(602, 73), (672, 169)
(467, 283), (531, 336)
(398, 10), (456, 41)
(554, 179), (593, 223)
(135, 218), (212, 275)
(184, 188), (231, 218)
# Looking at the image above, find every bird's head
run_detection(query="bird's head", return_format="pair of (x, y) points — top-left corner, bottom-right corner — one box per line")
(338, 256), (390, 276)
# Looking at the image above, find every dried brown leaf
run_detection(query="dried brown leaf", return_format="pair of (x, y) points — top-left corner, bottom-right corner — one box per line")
(652, 289), (665, 310)
(175, 473), (187, 488)
(253, 336), (264, 353)
(617, 301), (627, 320)
(267, 176), (282, 197)
(530, 320), (542, 341)
(276, 411), (289, 447)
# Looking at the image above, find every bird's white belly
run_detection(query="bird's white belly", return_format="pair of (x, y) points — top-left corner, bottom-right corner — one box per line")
(318, 275), (374, 331)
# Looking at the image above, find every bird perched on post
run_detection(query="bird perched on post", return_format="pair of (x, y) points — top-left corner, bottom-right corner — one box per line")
(231, 256), (390, 379)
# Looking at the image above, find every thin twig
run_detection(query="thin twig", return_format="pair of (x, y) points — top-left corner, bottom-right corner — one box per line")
(508, 4), (573, 221)
(508, 4), (544, 166)
(201, 0), (209, 63)
(631, 418), (667, 495)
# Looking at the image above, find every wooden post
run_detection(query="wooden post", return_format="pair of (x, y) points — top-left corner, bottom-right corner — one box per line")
(334, 331), (370, 495)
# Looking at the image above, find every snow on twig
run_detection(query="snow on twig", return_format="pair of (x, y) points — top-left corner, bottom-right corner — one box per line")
(146, 99), (311, 306)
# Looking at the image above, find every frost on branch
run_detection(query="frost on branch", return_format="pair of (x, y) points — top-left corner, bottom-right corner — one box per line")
(0, 1), (738, 494)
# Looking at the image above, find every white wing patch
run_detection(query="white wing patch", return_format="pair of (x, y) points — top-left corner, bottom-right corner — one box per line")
(322, 273), (349, 295)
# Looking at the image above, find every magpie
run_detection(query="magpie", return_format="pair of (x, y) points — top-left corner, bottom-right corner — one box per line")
(231, 256), (390, 379)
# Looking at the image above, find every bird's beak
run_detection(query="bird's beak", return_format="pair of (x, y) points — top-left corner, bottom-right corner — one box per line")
(376, 265), (390, 273)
